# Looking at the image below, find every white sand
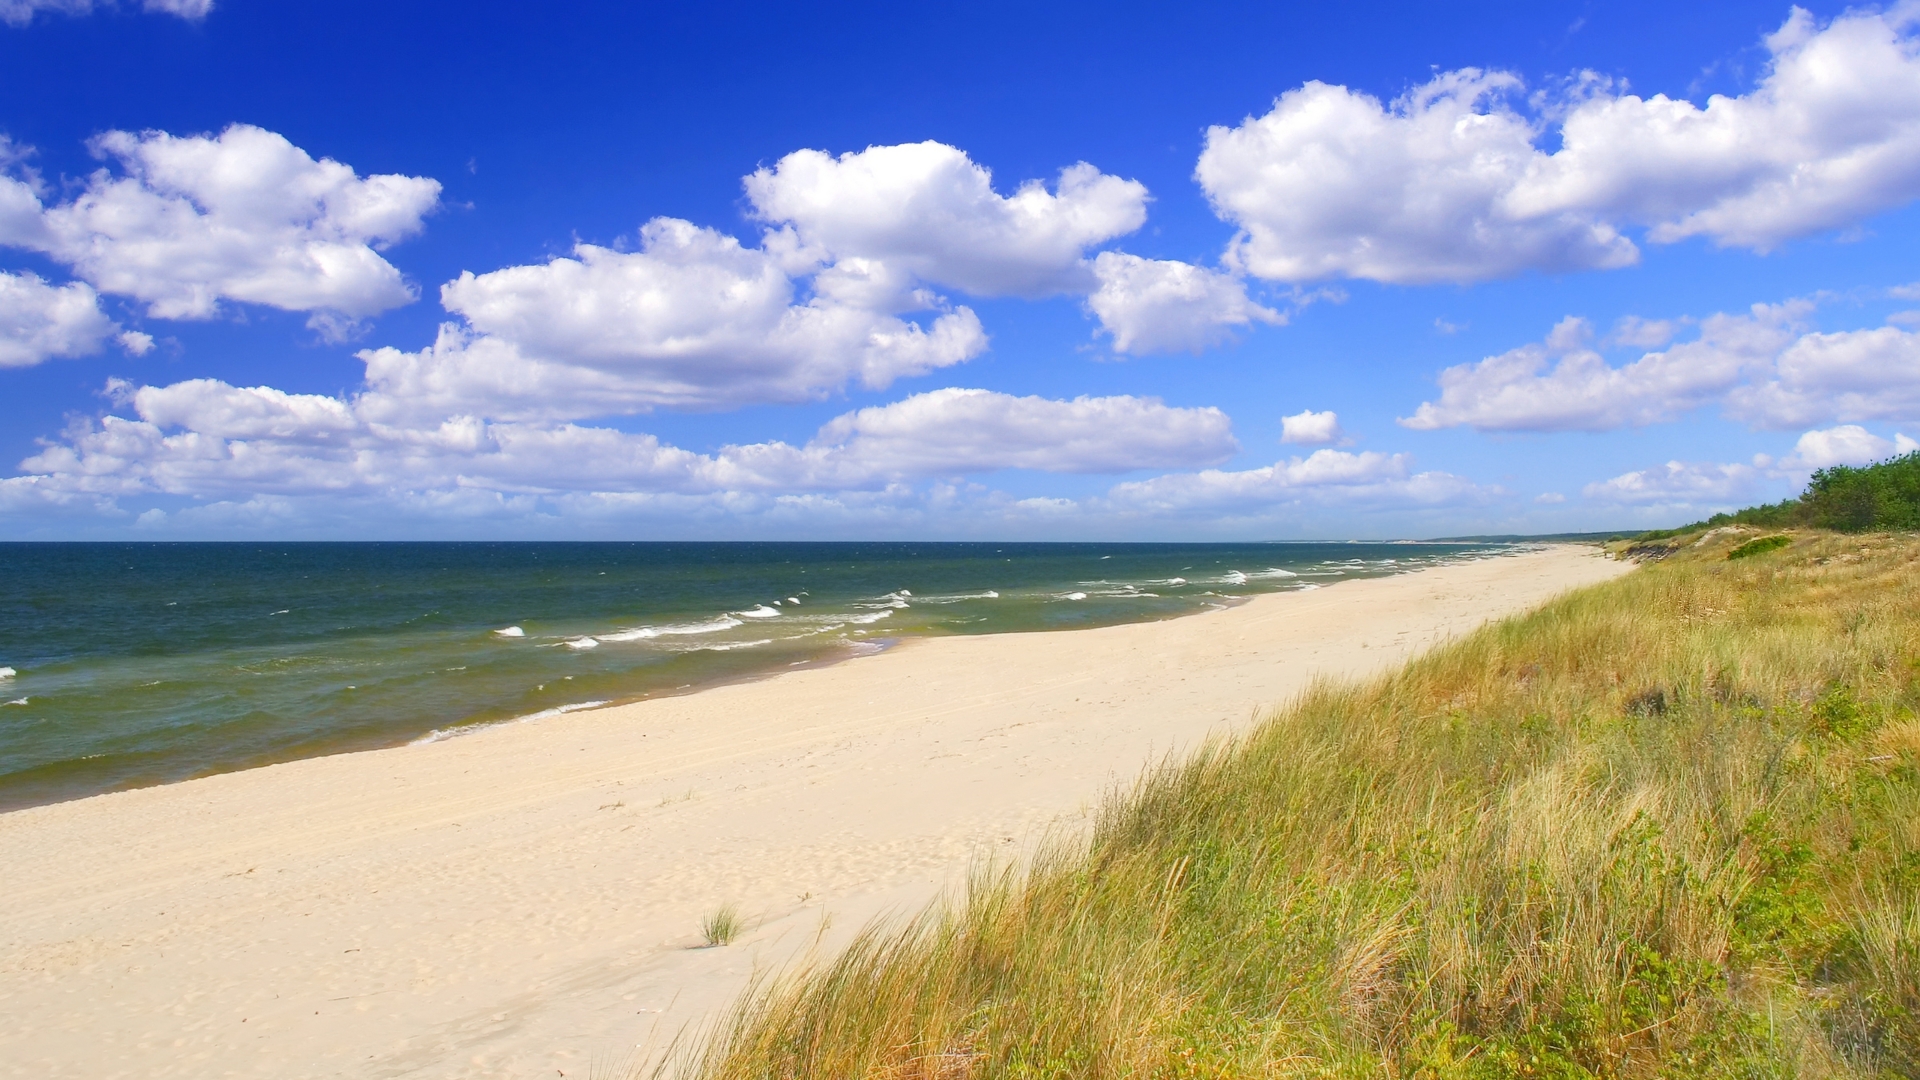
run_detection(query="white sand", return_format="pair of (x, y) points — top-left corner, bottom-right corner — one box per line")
(0, 546), (1629, 1079)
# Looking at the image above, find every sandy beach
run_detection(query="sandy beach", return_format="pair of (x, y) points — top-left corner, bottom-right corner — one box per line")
(0, 546), (1629, 1079)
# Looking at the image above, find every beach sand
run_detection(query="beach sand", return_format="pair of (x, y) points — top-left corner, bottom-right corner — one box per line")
(0, 545), (1629, 1079)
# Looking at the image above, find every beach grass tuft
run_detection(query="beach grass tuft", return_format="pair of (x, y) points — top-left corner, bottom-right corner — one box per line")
(665, 532), (1920, 1078)
(702, 905), (744, 948)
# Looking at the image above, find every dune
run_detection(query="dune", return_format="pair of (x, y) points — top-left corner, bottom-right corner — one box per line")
(0, 545), (1627, 1079)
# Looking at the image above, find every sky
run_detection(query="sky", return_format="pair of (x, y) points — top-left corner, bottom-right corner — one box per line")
(2, 1), (1919, 540)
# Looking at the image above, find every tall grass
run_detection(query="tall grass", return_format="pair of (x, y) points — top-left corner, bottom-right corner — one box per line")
(676, 533), (1920, 1079)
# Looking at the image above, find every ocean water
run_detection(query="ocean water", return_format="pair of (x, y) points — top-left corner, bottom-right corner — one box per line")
(0, 541), (1510, 810)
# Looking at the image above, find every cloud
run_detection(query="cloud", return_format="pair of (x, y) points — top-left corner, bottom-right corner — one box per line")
(12, 379), (1233, 506)
(1582, 460), (1763, 505)
(1084, 251), (1282, 354)
(788, 388), (1236, 478)
(0, 271), (118, 366)
(1401, 303), (1809, 432)
(1198, 70), (1638, 284)
(1279, 408), (1344, 445)
(1104, 448), (1489, 513)
(1197, 6), (1920, 284)
(359, 218), (987, 420)
(0, 0), (207, 25)
(744, 142), (1148, 297)
(0, 124), (439, 327)
(1728, 324), (1920, 428)
(1777, 424), (1919, 469)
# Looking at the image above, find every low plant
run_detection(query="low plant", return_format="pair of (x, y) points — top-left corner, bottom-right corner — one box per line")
(701, 905), (743, 948)
(1727, 533), (1792, 559)
(670, 533), (1920, 1079)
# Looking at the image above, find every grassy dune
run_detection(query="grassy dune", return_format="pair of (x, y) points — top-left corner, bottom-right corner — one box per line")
(676, 534), (1920, 1079)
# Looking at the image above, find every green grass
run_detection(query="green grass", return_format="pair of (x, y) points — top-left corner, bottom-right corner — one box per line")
(702, 905), (744, 948)
(670, 532), (1920, 1079)
(1728, 535), (1792, 560)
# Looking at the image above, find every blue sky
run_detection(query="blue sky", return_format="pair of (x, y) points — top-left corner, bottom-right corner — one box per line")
(3, 0), (1918, 539)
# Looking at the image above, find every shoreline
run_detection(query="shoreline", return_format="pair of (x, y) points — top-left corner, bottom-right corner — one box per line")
(0, 545), (1514, 815)
(0, 545), (1629, 1080)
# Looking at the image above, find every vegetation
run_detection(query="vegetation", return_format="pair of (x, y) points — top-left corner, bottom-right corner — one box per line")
(672, 531), (1920, 1079)
(1727, 535), (1792, 561)
(703, 905), (745, 948)
(1649, 451), (1920, 538)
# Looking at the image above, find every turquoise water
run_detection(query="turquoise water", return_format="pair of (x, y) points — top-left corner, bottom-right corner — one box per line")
(0, 541), (1510, 810)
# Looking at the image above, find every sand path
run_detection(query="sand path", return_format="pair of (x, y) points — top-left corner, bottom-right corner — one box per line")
(0, 546), (1629, 1079)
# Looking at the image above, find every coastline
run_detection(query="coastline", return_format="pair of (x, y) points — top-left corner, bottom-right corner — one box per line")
(0, 545), (1630, 1080)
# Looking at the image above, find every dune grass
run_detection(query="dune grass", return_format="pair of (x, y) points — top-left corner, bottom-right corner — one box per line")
(673, 532), (1920, 1079)
(703, 905), (745, 948)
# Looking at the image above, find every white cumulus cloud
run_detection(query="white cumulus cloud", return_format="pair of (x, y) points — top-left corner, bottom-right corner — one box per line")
(0, 0), (207, 25)
(359, 218), (987, 420)
(1777, 424), (1920, 469)
(1104, 448), (1487, 513)
(1401, 304), (1809, 432)
(1583, 460), (1763, 505)
(1279, 408), (1344, 445)
(1198, 6), (1920, 284)
(745, 141), (1148, 298)
(1729, 324), (1920, 428)
(1085, 251), (1282, 354)
(11, 378), (1233, 506)
(0, 271), (119, 366)
(0, 124), (439, 327)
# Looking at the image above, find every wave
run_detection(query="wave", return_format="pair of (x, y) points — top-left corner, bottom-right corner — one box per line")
(0, 666), (13, 680)
(565, 637), (600, 650)
(704, 639), (774, 652)
(4, 697), (25, 706)
(410, 699), (613, 745)
(1219, 570), (1249, 585)
(736, 605), (782, 619)
(1061, 591), (1088, 601)
(847, 610), (895, 624)
(916, 589), (1000, 604)
(493, 625), (526, 638)
(601, 615), (745, 641)
(1163, 577), (1187, 586)
(1251, 568), (1299, 579)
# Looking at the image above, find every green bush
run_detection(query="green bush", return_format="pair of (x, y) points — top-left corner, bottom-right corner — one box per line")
(1727, 534), (1791, 560)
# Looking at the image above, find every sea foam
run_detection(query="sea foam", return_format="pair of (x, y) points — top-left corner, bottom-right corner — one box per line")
(601, 615), (745, 641)
(0, 666), (14, 680)
(411, 699), (613, 745)
(736, 605), (782, 619)
(493, 625), (526, 638)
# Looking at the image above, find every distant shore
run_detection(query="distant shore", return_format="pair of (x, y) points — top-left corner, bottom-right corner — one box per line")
(0, 545), (1628, 1079)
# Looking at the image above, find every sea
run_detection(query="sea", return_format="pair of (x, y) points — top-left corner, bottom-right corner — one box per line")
(0, 541), (1515, 811)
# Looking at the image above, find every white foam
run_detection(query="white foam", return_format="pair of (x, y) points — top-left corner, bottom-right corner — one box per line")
(847, 610), (894, 624)
(601, 615), (745, 641)
(4, 697), (25, 706)
(0, 666), (13, 680)
(1164, 577), (1187, 586)
(704, 639), (773, 652)
(1253, 568), (1299, 578)
(918, 590), (1000, 604)
(411, 699), (612, 745)
(786, 596), (801, 604)
(565, 637), (600, 650)
(736, 605), (782, 619)
(1220, 570), (1249, 585)
(493, 625), (526, 638)
(1063, 591), (1088, 601)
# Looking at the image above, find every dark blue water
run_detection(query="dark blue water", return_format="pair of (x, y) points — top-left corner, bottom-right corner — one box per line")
(0, 541), (1511, 810)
